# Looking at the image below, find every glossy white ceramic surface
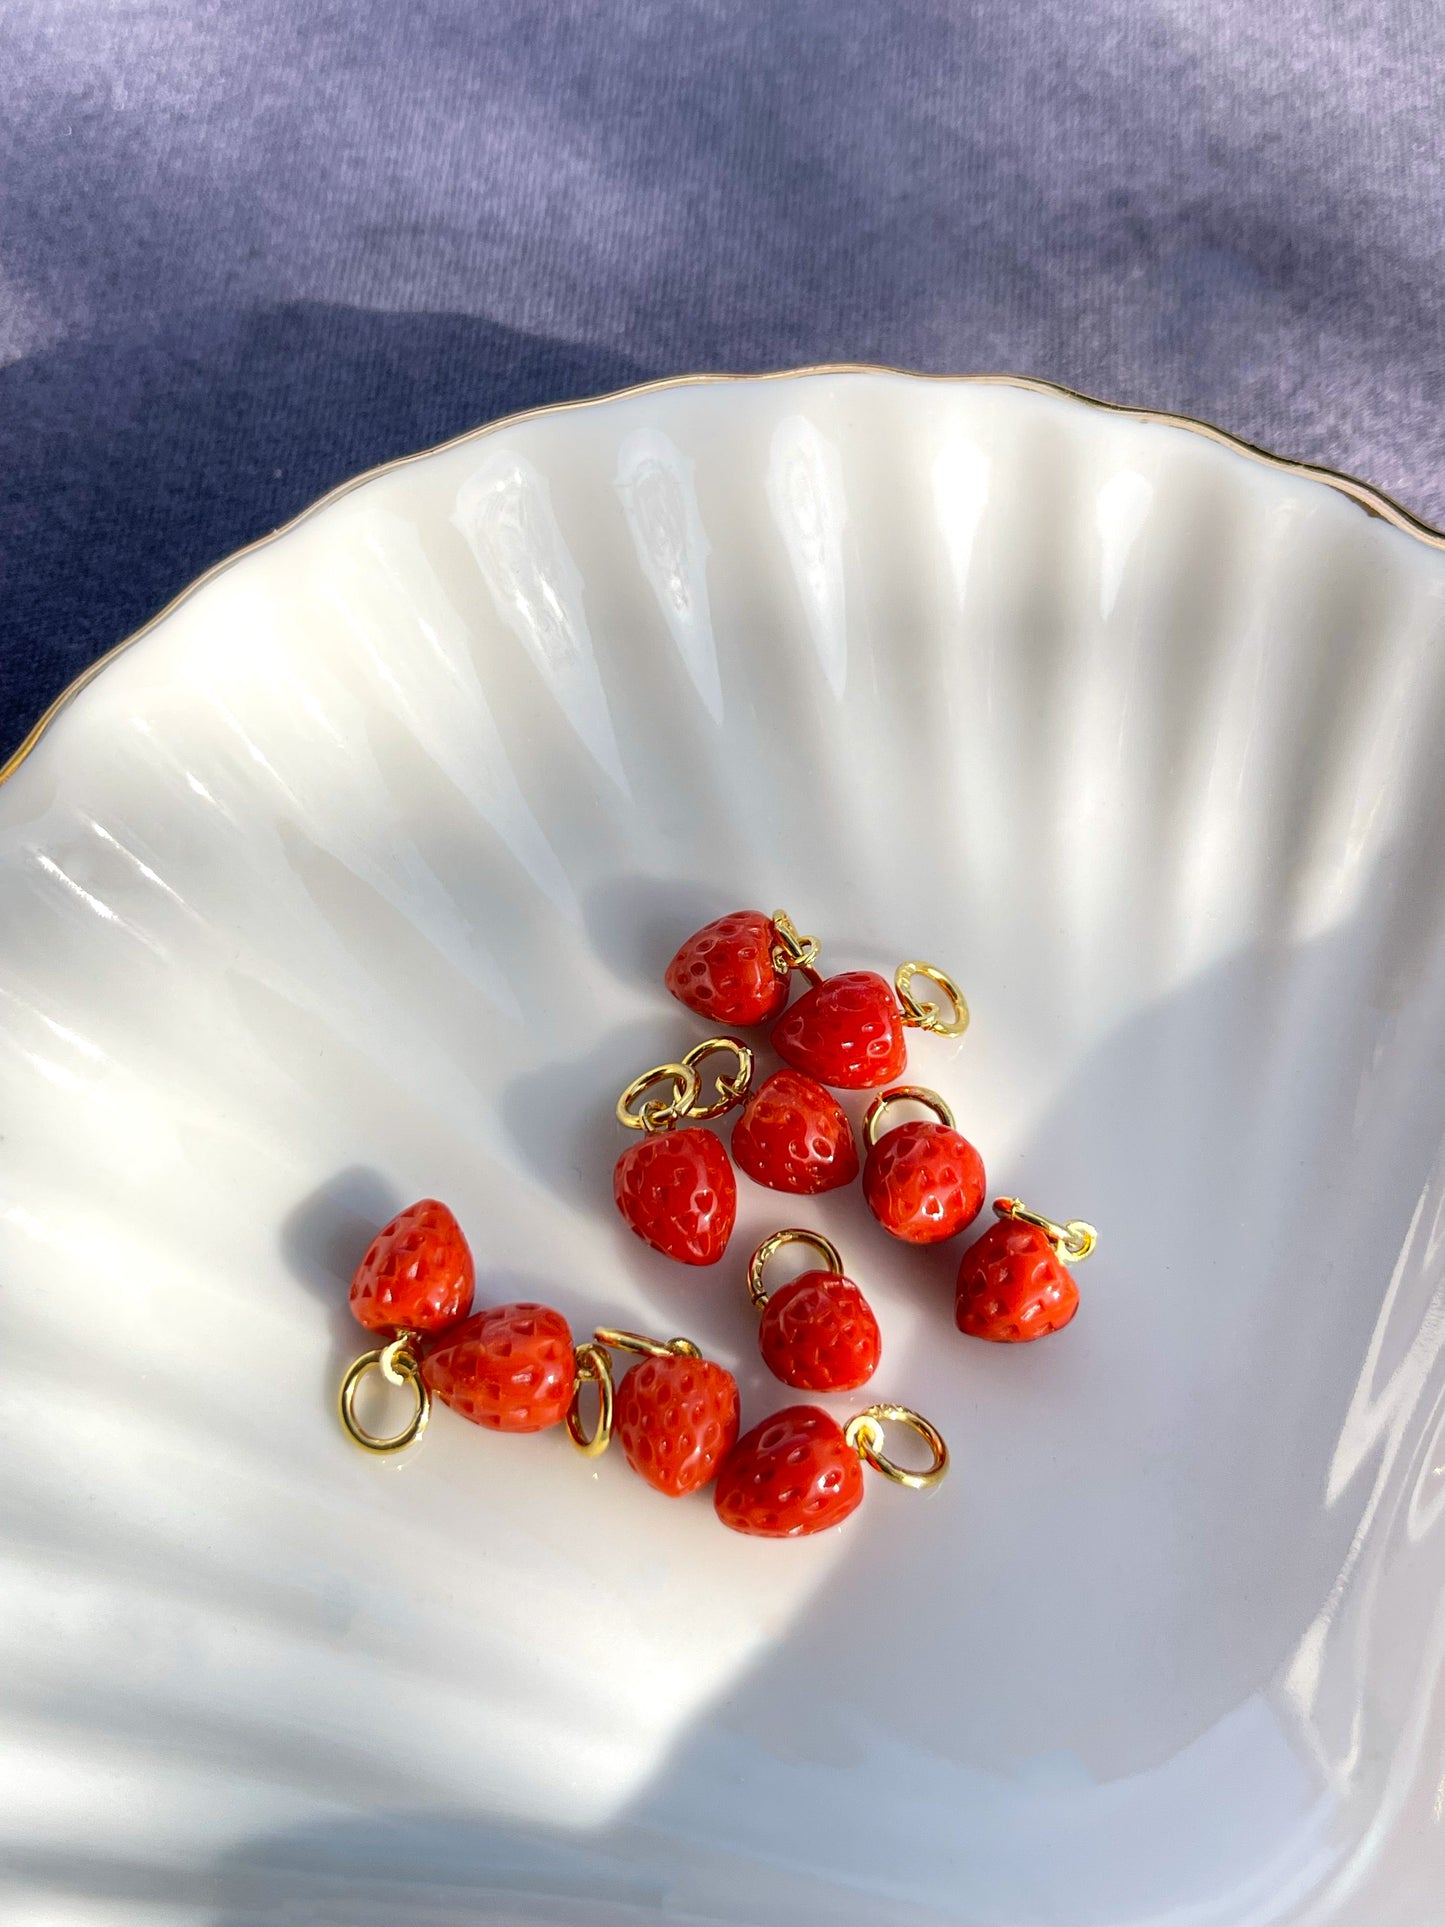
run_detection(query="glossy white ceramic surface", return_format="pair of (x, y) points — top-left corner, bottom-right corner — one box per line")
(2, 371), (1444, 1927)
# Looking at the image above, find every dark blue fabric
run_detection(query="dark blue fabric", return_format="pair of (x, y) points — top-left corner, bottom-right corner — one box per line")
(4, 1), (1443, 760)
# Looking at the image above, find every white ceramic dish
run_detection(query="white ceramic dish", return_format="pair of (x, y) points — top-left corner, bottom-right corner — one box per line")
(3, 370), (1444, 1927)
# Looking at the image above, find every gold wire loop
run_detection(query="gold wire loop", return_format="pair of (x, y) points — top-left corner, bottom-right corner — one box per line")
(681, 1035), (755, 1120)
(616, 1060), (703, 1134)
(377, 1332), (421, 1386)
(338, 1341), (430, 1455)
(771, 909), (823, 986)
(567, 1342), (615, 1456)
(862, 1084), (957, 1150)
(995, 1197), (1098, 1264)
(845, 1404), (950, 1489)
(593, 1327), (702, 1360)
(746, 1227), (845, 1310)
(895, 960), (970, 1037)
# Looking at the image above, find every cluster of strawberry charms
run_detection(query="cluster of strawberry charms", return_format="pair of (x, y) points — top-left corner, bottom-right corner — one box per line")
(336, 908), (1094, 1541)
(338, 1197), (944, 1537)
(625, 908), (1098, 1345)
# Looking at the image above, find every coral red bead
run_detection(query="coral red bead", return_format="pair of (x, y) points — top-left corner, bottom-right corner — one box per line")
(730, 1068), (860, 1194)
(954, 1220), (1080, 1342)
(863, 1120), (986, 1244)
(422, 1301), (577, 1430)
(715, 1405), (865, 1537)
(665, 911), (790, 1027)
(613, 1126), (737, 1265)
(614, 1352), (740, 1497)
(771, 970), (907, 1089)
(758, 1272), (881, 1392)
(348, 1198), (475, 1335)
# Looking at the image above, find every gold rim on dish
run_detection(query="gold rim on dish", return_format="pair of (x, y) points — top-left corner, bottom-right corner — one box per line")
(5, 365), (1442, 790)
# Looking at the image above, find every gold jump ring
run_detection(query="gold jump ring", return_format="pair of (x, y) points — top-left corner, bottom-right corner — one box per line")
(862, 1085), (957, 1149)
(567, 1342), (615, 1456)
(994, 1197), (1098, 1263)
(338, 1340), (430, 1455)
(745, 1227), (844, 1309)
(616, 1060), (702, 1133)
(771, 909), (823, 985)
(593, 1327), (702, 1360)
(844, 1403), (949, 1489)
(681, 1036), (755, 1120)
(895, 961), (970, 1037)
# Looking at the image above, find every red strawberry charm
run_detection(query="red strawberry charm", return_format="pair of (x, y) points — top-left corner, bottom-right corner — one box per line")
(715, 1399), (948, 1538)
(730, 1068), (860, 1194)
(665, 907), (820, 1027)
(747, 1228), (881, 1392)
(770, 958), (970, 1092)
(613, 1049), (749, 1265)
(760, 1277), (881, 1393)
(348, 1198), (475, 1335)
(771, 970), (907, 1089)
(955, 1197), (1098, 1343)
(714, 1406), (864, 1537)
(862, 1087), (986, 1244)
(614, 1128), (736, 1265)
(598, 1328), (740, 1496)
(422, 1301), (578, 1431)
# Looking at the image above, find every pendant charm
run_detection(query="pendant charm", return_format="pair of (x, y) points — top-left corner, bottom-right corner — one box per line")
(861, 1086), (986, 1244)
(422, 1301), (580, 1433)
(715, 1401), (948, 1537)
(771, 960), (969, 1090)
(348, 1198), (474, 1336)
(612, 1039), (751, 1264)
(665, 908), (820, 1026)
(954, 1197), (1098, 1342)
(745, 1228), (881, 1392)
(595, 1327), (740, 1496)
(730, 1067), (859, 1194)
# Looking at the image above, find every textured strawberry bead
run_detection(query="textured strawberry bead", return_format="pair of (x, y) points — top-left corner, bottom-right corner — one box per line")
(955, 1220), (1080, 1342)
(863, 1121), (986, 1244)
(771, 970), (906, 1089)
(730, 1069), (860, 1194)
(665, 910), (790, 1026)
(613, 1126), (737, 1265)
(348, 1198), (475, 1335)
(758, 1272), (881, 1392)
(614, 1352), (740, 1497)
(715, 1405), (865, 1537)
(422, 1301), (576, 1430)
